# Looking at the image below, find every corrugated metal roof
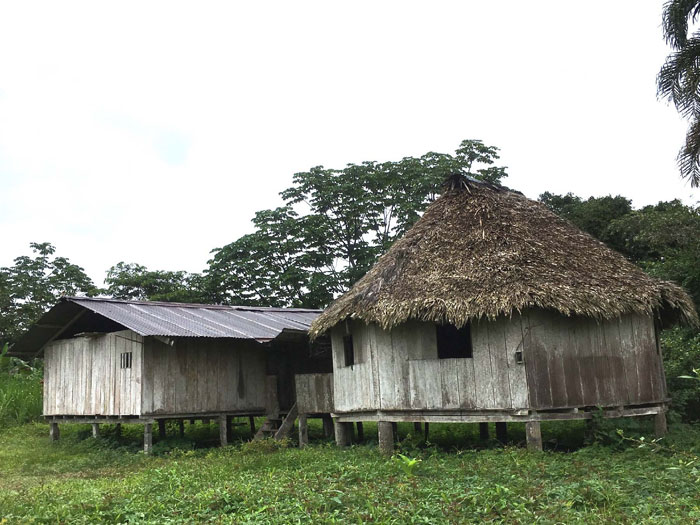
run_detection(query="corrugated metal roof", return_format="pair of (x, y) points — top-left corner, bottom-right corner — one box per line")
(10, 297), (322, 356)
(69, 297), (320, 339)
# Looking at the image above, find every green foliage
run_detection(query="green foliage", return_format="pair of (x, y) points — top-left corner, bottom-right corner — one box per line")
(0, 242), (99, 346)
(659, 0), (700, 187)
(0, 344), (43, 426)
(393, 453), (422, 477)
(662, 328), (700, 421)
(104, 261), (208, 303)
(2, 421), (700, 523)
(209, 139), (507, 307)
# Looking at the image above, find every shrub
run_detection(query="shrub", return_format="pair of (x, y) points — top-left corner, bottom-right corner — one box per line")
(662, 328), (700, 421)
(0, 343), (43, 425)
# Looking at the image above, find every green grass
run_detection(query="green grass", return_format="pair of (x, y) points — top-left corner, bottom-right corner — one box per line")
(1, 418), (699, 523)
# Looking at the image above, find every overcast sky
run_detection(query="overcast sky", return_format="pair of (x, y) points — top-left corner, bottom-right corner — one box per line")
(0, 1), (695, 285)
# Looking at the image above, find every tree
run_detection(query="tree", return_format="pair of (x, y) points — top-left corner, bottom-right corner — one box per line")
(104, 262), (207, 303)
(209, 139), (508, 307)
(0, 242), (99, 346)
(539, 193), (632, 240)
(659, 0), (700, 187)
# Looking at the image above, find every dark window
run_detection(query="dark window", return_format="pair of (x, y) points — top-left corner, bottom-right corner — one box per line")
(436, 324), (472, 359)
(120, 352), (133, 369)
(343, 335), (354, 367)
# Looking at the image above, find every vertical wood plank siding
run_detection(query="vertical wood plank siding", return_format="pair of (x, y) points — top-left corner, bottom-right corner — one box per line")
(43, 330), (143, 416)
(295, 373), (334, 414)
(523, 311), (665, 410)
(140, 338), (267, 416)
(330, 310), (665, 414)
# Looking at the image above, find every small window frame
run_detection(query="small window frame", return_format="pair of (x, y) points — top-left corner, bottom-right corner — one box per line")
(436, 323), (473, 359)
(342, 335), (355, 367)
(120, 351), (133, 369)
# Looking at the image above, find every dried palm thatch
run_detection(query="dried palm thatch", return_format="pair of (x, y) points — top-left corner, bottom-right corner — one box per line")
(310, 176), (698, 338)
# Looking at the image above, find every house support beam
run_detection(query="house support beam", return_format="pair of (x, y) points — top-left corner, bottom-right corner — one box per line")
(298, 415), (308, 447)
(479, 422), (489, 440)
(655, 411), (668, 438)
(49, 422), (60, 442)
(115, 423), (122, 438)
(144, 423), (153, 455)
(496, 422), (507, 443)
(249, 416), (256, 436)
(219, 414), (228, 447)
(322, 416), (333, 438)
(356, 422), (364, 442)
(91, 423), (100, 438)
(378, 421), (394, 455)
(334, 421), (353, 447)
(525, 421), (542, 451)
(158, 419), (166, 439)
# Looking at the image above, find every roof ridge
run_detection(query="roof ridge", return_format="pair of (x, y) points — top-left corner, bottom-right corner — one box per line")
(62, 296), (321, 312)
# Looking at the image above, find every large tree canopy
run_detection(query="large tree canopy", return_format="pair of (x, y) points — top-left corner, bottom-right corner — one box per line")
(659, 0), (700, 187)
(0, 243), (98, 346)
(207, 139), (508, 307)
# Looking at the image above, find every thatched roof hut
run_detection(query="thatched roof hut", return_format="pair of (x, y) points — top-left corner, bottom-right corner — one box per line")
(311, 177), (697, 337)
(312, 175), (697, 453)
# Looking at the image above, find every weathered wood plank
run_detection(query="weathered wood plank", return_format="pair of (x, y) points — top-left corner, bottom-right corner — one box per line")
(472, 319), (496, 409)
(503, 314), (529, 409)
(486, 317), (512, 409)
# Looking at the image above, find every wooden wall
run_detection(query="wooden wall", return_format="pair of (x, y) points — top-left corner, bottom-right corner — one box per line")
(330, 310), (665, 414)
(295, 373), (333, 414)
(524, 310), (665, 409)
(43, 330), (142, 416)
(141, 338), (267, 416)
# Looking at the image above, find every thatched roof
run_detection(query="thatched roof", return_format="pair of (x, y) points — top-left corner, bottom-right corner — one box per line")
(310, 177), (698, 337)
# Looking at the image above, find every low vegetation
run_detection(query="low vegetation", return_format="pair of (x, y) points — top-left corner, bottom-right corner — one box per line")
(1, 419), (699, 523)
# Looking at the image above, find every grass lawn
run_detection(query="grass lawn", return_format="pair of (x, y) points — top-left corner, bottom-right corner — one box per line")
(0, 418), (699, 523)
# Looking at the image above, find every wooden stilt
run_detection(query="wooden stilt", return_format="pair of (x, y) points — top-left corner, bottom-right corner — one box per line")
(655, 411), (668, 438)
(378, 421), (394, 455)
(496, 422), (507, 443)
(219, 414), (228, 447)
(525, 421), (543, 451)
(298, 414), (308, 447)
(322, 416), (333, 438)
(413, 422), (422, 433)
(391, 422), (398, 442)
(115, 423), (122, 438)
(424, 422), (430, 441)
(479, 422), (490, 440)
(144, 423), (153, 454)
(178, 419), (185, 437)
(334, 421), (352, 447)
(356, 422), (364, 442)
(158, 419), (166, 439)
(49, 422), (60, 442)
(226, 416), (233, 438)
(249, 416), (256, 435)
(92, 423), (100, 438)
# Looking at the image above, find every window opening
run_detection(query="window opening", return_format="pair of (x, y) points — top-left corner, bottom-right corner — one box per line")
(343, 335), (354, 367)
(120, 351), (133, 369)
(436, 323), (473, 359)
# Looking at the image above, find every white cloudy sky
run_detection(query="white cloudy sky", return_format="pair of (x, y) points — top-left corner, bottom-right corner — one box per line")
(0, 1), (695, 285)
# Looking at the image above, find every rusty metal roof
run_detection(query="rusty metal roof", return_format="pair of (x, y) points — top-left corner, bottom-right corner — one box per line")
(11, 297), (321, 356)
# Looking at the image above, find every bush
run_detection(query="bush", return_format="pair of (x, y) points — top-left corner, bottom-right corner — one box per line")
(662, 328), (700, 421)
(0, 344), (43, 425)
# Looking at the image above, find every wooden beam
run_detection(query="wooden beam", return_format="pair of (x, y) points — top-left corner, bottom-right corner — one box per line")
(298, 414), (308, 448)
(479, 422), (490, 440)
(249, 416), (256, 435)
(334, 421), (352, 447)
(356, 422), (364, 442)
(655, 411), (668, 437)
(378, 421), (394, 455)
(35, 309), (86, 357)
(49, 422), (60, 442)
(144, 423), (153, 454)
(158, 419), (166, 439)
(322, 416), (333, 438)
(496, 422), (507, 443)
(525, 421), (542, 451)
(219, 414), (228, 447)
(91, 423), (100, 438)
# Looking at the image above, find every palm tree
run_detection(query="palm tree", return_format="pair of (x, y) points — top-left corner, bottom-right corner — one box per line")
(658, 0), (700, 187)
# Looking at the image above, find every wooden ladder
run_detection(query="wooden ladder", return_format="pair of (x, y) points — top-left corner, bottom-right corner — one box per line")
(253, 402), (298, 440)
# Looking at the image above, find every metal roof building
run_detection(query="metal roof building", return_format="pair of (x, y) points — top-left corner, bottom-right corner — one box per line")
(12, 296), (321, 357)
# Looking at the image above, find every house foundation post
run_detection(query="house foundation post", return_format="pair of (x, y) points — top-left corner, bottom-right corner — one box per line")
(424, 422), (430, 441)
(49, 422), (60, 442)
(158, 419), (166, 439)
(115, 423), (122, 438)
(248, 416), (256, 436)
(479, 422), (490, 440)
(413, 422), (422, 433)
(496, 422), (507, 444)
(144, 423), (153, 455)
(219, 415), (228, 447)
(91, 423), (100, 438)
(655, 410), (668, 438)
(356, 422), (364, 442)
(525, 421), (543, 451)
(322, 416), (333, 437)
(334, 420), (352, 447)
(378, 421), (394, 455)
(178, 419), (185, 437)
(298, 414), (308, 447)
(226, 416), (233, 438)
